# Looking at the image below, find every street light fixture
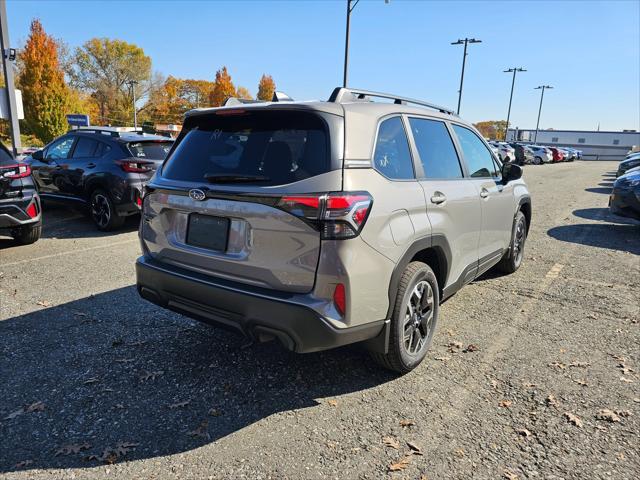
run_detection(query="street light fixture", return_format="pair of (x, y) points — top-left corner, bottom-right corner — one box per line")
(343, 0), (390, 88)
(503, 67), (526, 141)
(127, 80), (139, 130)
(451, 37), (482, 115)
(533, 85), (553, 144)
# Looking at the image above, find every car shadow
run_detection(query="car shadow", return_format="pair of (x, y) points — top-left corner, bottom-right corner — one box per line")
(548, 223), (640, 255)
(0, 286), (396, 473)
(573, 208), (640, 225)
(585, 187), (613, 195)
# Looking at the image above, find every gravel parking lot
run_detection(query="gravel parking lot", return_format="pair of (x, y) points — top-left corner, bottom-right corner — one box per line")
(0, 161), (638, 479)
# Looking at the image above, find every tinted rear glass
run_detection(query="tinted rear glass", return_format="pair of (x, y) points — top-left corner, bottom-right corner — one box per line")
(128, 141), (173, 160)
(0, 144), (14, 166)
(161, 110), (329, 185)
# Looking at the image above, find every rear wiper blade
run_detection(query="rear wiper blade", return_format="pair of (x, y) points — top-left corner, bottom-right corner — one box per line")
(204, 173), (271, 183)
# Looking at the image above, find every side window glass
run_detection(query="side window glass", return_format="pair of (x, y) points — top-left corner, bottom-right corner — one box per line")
(409, 118), (462, 179)
(46, 137), (75, 160)
(373, 117), (415, 180)
(451, 125), (499, 178)
(94, 143), (112, 157)
(72, 138), (98, 158)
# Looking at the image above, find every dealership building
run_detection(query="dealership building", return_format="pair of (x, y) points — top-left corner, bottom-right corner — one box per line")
(506, 128), (639, 160)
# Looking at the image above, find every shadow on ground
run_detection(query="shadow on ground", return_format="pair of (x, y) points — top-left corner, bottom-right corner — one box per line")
(548, 222), (640, 255)
(0, 287), (395, 473)
(0, 203), (139, 249)
(573, 208), (639, 225)
(585, 187), (613, 195)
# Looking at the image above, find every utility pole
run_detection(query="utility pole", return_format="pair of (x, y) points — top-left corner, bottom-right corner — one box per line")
(343, 0), (389, 88)
(0, 0), (21, 156)
(533, 85), (553, 144)
(503, 67), (526, 141)
(451, 37), (482, 115)
(127, 80), (139, 130)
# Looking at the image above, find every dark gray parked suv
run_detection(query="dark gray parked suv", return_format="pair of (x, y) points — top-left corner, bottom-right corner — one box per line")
(136, 88), (532, 373)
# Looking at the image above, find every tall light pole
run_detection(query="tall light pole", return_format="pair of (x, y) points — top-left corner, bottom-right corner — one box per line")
(0, 0), (21, 156)
(503, 67), (526, 141)
(127, 80), (139, 129)
(451, 37), (482, 115)
(533, 85), (553, 144)
(343, 0), (389, 88)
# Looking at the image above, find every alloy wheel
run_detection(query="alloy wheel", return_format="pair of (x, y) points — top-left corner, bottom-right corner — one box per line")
(513, 217), (526, 266)
(91, 193), (111, 229)
(403, 280), (435, 355)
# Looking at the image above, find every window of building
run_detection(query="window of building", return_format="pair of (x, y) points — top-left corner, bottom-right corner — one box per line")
(613, 139), (620, 145)
(372, 117), (415, 180)
(551, 137), (558, 142)
(578, 138), (586, 144)
(409, 118), (462, 179)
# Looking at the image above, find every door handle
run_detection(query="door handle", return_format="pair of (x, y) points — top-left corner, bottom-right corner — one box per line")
(480, 188), (489, 198)
(430, 191), (446, 205)
(86, 163), (96, 168)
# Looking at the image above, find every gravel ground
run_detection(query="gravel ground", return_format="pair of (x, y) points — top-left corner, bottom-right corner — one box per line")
(0, 160), (638, 480)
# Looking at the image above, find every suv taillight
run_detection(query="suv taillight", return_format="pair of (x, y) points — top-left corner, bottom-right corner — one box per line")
(116, 160), (153, 173)
(1, 164), (31, 179)
(277, 192), (373, 240)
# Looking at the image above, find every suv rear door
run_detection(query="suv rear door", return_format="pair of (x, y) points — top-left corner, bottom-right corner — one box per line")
(141, 107), (343, 293)
(407, 116), (482, 288)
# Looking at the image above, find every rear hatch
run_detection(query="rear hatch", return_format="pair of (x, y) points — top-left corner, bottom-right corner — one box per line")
(124, 139), (174, 180)
(140, 107), (345, 293)
(0, 145), (26, 200)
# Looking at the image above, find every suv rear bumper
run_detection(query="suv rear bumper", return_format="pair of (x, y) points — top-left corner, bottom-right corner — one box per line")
(135, 255), (385, 353)
(0, 193), (41, 229)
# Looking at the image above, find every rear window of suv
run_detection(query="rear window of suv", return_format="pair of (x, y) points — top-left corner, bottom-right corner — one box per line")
(128, 141), (173, 160)
(0, 144), (14, 166)
(161, 110), (329, 185)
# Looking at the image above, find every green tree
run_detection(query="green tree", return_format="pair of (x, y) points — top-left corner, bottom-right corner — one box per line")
(17, 19), (70, 142)
(210, 67), (236, 107)
(70, 38), (152, 125)
(256, 74), (276, 101)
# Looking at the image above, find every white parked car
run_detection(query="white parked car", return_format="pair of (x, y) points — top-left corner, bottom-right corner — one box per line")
(489, 141), (516, 163)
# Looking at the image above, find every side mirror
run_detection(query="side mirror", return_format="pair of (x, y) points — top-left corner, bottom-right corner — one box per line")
(502, 163), (523, 183)
(32, 149), (44, 161)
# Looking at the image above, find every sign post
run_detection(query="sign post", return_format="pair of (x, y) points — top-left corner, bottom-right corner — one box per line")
(0, 0), (22, 156)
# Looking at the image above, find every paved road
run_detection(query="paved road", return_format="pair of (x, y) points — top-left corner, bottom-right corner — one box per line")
(1, 161), (638, 479)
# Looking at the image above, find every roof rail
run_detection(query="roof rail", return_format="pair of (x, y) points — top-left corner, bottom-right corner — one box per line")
(328, 87), (456, 116)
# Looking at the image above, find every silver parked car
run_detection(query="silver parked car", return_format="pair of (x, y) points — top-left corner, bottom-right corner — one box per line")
(136, 87), (532, 373)
(527, 145), (553, 165)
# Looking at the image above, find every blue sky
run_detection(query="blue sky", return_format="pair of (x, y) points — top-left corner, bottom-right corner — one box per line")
(6, 0), (640, 131)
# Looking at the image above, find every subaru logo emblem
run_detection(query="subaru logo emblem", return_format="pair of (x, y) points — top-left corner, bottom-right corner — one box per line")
(189, 189), (206, 201)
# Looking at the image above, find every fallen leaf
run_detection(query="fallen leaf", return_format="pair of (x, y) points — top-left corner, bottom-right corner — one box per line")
(25, 401), (45, 413)
(499, 400), (513, 408)
(327, 399), (338, 407)
(564, 412), (583, 427)
(14, 460), (33, 469)
(546, 395), (559, 408)
(188, 420), (210, 440)
(88, 442), (138, 464)
(454, 448), (465, 457)
(55, 442), (91, 456)
(620, 377), (634, 383)
(573, 379), (588, 386)
(407, 441), (423, 455)
(383, 436), (400, 449)
(503, 470), (519, 480)
(36, 300), (52, 307)
(615, 409), (632, 417)
(388, 456), (412, 472)
(463, 344), (479, 353)
(139, 370), (163, 382)
(208, 408), (222, 417)
(548, 361), (566, 369)
(434, 356), (451, 362)
(447, 341), (463, 352)
(515, 428), (531, 438)
(595, 409), (620, 423)
(399, 419), (415, 427)
(168, 400), (190, 409)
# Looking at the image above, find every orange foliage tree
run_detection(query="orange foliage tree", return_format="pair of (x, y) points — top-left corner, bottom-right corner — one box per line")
(210, 67), (236, 106)
(256, 74), (276, 101)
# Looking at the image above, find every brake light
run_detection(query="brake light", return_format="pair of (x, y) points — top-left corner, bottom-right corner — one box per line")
(2, 164), (31, 179)
(116, 160), (153, 173)
(216, 109), (246, 116)
(277, 192), (373, 240)
(333, 283), (346, 316)
(26, 201), (38, 218)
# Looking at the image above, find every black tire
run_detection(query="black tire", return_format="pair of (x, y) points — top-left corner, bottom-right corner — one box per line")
(533, 156), (542, 165)
(89, 188), (125, 231)
(370, 262), (439, 374)
(12, 222), (42, 245)
(495, 210), (527, 274)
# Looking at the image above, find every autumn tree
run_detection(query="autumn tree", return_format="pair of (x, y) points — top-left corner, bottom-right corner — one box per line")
(69, 38), (153, 125)
(236, 86), (252, 100)
(17, 19), (70, 142)
(473, 120), (508, 141)
(256, 74), (276, 101)
(144, 77), (216, 124)
(210, 67), (236, 107)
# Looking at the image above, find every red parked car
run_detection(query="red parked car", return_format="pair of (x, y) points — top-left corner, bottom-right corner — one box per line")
(548, 147), (565, 162)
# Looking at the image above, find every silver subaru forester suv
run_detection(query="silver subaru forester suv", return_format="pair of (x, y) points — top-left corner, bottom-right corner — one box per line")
(136, 87), (531, 373)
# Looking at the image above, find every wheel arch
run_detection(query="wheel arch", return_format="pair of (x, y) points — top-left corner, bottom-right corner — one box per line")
(518, 196), (532, 234)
